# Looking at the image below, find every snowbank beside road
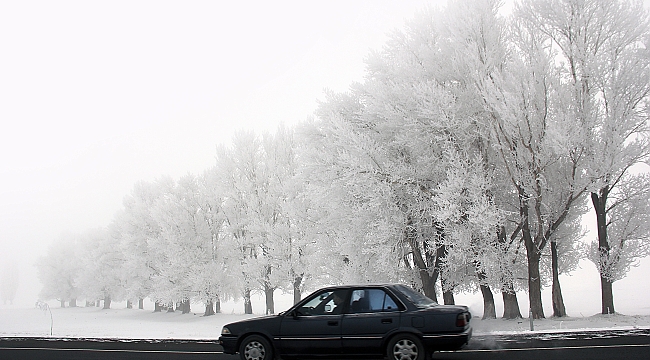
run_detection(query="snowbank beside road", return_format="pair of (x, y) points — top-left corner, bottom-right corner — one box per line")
(470, 313), (650, 335)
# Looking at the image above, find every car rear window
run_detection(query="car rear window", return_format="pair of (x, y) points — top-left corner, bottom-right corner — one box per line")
(394, 285), (437, 308)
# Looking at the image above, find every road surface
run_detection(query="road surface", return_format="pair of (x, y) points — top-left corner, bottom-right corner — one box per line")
(0, 328), (648, 359)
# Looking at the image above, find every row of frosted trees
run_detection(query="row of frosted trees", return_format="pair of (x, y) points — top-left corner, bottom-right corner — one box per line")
(38, 0), (650, 319)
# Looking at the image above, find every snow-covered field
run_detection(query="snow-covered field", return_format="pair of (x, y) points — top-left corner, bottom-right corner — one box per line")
(2, 303), (649, 340)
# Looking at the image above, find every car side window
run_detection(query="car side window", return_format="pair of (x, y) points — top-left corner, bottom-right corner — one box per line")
(296, 290), (347, 316)
(381, 291), (399, 311)
(349, 289), (400, 313)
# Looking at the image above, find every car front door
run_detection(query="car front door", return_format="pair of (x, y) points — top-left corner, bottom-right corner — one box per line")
(278, 289), (348, 357)
(341, 288), (402, 356)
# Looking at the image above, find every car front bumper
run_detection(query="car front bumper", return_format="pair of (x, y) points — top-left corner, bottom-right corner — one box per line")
(219, 336), (238, 354)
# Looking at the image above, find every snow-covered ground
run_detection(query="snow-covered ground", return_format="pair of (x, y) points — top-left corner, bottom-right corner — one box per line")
(3, 266), (650, 339)
(2, 302), (649, 340)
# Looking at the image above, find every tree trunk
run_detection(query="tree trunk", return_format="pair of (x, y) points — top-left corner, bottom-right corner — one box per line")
(95, 300), (100, 307)
(522, 216), (544, 319)
(518, 185), (545, 319)
(126, 300), (133, 309)
(592, 190), (615, 314)
(139, 298), (144, 310)
(502, 289), (522, 319)
(496, 227), (521, 319)
(103, 295), (111, 309)
(601, 276), (615, 314)
(404, 217), (439, 302)
(69, 298), (77, 307)
(154, 301), (162, 312)
(293, 275), (303, 305)
(408, 235), (437, 301)
(215, 295), (221, 313)
(167, 301), (175, 312)
(479, 284), (496, 319)
(204, 300), (215, 316)
(419, 269), (438, 302)
(476, 268), (496, 319)
(439, 244), (454, 305)
(551, 240), (567, 317)
(244, 289), (253, 314)
(265, 285), (275, 315)
(442, 290), (455, 305)
(526, 251), (544, 319)
(59, 299), (65, 308)
(181, 299), (190, 314)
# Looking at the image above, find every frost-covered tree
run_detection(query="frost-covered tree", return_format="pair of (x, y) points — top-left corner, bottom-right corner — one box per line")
(296, 117), (398, 291)
(301, 3), (506, 310)
(519, 0), (650, 315)
(111, 173), (231, 315)
(478, 2), (590, 318)
(113, 180), (167, 309)
(259, 125), (324, 306)
(298, 112), (408, 288)
(436, 0), (520, 319)
(215, 128), (301, 314)
(432, 152), (504, 315)
(37, 233), (82, 307)
(279, 164), (323, 304)
(148, 174), (211, 314)
(588, 173), (650, 312)
(216, 138), (257, 314)
(76, 227), (125, 309)
(195, 167), (231, 315)
(117, 177), (175, 311)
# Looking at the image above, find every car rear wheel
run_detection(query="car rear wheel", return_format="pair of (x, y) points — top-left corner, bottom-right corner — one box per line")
(239, 335), (273, 360)
(387, 334), (425, 360)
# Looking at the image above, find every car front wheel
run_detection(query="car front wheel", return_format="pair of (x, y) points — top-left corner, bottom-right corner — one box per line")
(239, 335), (273, 360)
(387, 334), (425, 360)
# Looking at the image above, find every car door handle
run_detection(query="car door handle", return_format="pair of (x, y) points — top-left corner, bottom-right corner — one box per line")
(381, 318), (393, 324)
(327, 320), (339, 326)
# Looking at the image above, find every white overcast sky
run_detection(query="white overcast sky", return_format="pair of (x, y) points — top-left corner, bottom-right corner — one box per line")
(0, 0), (446, 304)
(1, 0), (649, 314)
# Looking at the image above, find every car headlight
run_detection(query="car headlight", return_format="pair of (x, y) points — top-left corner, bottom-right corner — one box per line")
(221, 327), (231, 335)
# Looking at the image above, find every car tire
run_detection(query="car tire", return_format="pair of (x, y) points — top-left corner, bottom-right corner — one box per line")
(386, 333), (425, 360)
(239, 335), (273, 360)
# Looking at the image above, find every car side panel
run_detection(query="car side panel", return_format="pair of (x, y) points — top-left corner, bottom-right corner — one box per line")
(340, 311), (401, 355)
(278, 314), (342, 356)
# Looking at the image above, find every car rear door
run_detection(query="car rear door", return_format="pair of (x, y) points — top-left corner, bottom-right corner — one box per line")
(341, 288), (402, 356)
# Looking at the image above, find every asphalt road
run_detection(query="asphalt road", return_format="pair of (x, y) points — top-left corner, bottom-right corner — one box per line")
(0, 338), (235, 360)
(1, 328), (648, 360)
(435, 328), (650, 360)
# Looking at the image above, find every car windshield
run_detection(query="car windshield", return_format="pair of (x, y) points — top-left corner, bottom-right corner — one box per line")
(395, 285), (437, 308)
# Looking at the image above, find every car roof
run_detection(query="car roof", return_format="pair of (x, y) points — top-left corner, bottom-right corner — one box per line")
(317, 283), (403, 290)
